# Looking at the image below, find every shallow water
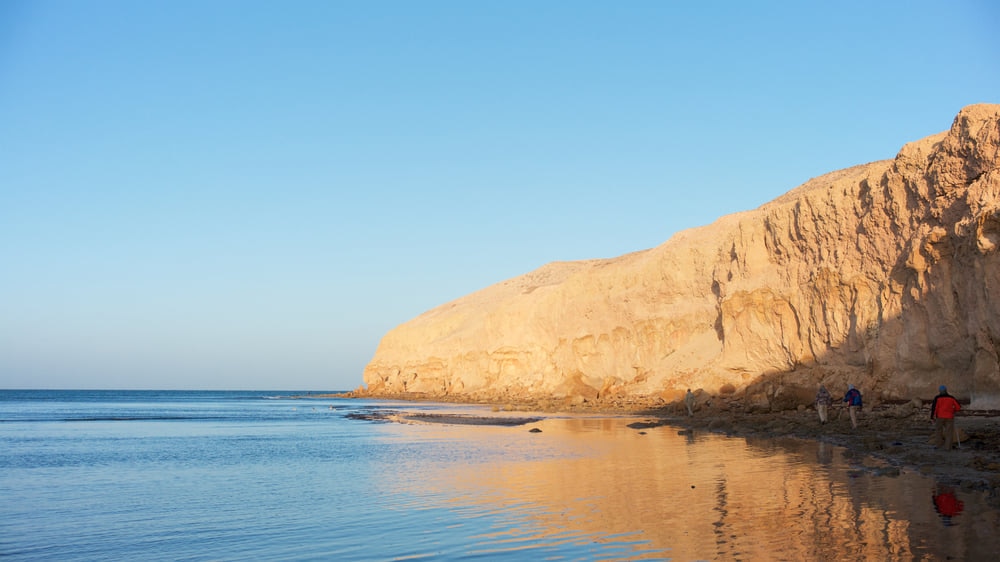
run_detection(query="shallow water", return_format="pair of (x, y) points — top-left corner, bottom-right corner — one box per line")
(2, 390), (997, 560)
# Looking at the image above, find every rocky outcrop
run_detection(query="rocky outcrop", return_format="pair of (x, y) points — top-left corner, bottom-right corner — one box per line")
(361, 104), (1000, 409)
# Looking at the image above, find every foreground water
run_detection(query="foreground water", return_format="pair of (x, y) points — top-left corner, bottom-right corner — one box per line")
(2, 390), (998, 560)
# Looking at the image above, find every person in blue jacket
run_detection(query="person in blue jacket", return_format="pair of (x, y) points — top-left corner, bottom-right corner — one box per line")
(843, 384), (862, 429)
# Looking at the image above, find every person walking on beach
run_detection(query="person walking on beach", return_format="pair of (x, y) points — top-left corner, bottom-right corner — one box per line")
(815, 385), (832, 424)
(685, 389), (695, 417)
(843, 384), (862, 429)
(930, 385), (961, 450)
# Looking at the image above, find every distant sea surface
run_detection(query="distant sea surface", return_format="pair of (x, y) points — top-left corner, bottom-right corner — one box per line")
(2, 389), (999, 561)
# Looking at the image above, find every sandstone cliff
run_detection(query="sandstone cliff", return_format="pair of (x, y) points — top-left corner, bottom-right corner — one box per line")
(361, 104), (1000, 409)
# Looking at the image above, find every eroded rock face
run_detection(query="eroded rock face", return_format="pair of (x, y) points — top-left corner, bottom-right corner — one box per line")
(361, 104), (1000, 408)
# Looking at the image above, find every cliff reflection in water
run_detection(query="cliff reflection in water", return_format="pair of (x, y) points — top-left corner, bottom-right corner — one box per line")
(380, 415), (1000, 560)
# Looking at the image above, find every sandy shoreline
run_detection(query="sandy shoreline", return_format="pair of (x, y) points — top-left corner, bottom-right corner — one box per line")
(331, 391), (1000, 510)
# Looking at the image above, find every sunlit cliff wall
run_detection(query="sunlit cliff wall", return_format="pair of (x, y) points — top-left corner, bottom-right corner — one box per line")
(361, 104), (1000, 408)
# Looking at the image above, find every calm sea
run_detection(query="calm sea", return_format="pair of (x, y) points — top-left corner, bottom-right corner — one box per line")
(2, 390), (998, 561)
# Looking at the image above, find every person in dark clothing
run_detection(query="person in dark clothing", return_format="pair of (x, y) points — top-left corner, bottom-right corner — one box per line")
(930, 385), (961, 450)
(843, 384), (862, 429)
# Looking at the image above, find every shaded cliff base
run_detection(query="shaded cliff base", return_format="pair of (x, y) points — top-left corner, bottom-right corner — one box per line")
(336, 389), (1000, 510)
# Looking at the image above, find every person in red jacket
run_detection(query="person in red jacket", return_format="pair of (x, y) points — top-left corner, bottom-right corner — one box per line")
(930, 385), (961, 450)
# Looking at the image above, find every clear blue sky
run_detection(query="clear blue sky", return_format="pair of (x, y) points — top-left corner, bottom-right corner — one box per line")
(1, 1), (997, 390)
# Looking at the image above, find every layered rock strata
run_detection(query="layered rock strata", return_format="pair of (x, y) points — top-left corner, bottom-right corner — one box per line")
(360, 104), (1000, 409)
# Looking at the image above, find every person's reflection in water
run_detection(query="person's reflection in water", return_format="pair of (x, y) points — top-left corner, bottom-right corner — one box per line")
(679, 428), (695, 444)
(816, 441), (833, 465)
(933, 485), (964, 526)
